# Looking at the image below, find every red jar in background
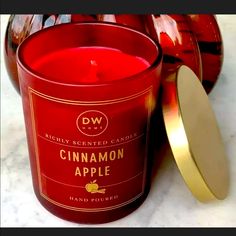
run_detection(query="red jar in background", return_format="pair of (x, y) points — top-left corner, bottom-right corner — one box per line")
(186, 14), (224, 93)
(4, 14), (224, 94)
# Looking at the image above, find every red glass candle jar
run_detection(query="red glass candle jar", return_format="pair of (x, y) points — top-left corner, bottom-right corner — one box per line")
(16, 22), (162, 224)
(186, 14), (224, 93)
(152, 14), (202, 80)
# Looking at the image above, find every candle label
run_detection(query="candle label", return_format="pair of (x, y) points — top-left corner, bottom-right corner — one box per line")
(28, 86), (153, 212)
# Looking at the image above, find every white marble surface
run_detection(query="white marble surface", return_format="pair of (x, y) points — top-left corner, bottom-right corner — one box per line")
(1, 14), (236, 227)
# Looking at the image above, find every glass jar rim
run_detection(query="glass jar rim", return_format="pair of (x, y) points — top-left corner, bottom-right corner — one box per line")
(16, 21), (163, 88)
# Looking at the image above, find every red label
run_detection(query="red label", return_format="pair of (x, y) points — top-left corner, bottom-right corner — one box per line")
(29, 87), (153, 212)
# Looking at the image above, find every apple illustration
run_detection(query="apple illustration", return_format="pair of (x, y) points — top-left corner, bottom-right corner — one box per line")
(85, 180), (106, 194)
(85, 180), (99, 192)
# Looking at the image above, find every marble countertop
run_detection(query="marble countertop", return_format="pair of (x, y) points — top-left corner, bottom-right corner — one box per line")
(1, 14), (236, 227)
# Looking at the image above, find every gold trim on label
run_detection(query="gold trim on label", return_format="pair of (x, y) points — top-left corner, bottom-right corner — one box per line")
(29, 92), (43, 193)
(41, 171), (143, 189)
(29, 86), (152, 105)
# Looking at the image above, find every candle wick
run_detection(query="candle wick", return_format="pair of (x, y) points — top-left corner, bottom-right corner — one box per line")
(87, 59), (99, 82)
(90, 59), (97, 67)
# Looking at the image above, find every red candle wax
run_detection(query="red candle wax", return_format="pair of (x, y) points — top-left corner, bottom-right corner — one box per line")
(32, 46), (150, 83)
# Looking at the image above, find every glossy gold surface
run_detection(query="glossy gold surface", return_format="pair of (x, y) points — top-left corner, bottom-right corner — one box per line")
(162, 65), (229, 202)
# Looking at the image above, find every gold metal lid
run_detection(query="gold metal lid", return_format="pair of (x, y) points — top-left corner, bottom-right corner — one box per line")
(162, 65), (229, 202)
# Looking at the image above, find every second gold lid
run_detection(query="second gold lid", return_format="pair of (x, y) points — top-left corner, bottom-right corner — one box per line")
(162, 65), (229, 202)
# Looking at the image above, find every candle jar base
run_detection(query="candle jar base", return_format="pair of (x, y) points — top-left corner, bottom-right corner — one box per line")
(33, 180), (151, 224)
